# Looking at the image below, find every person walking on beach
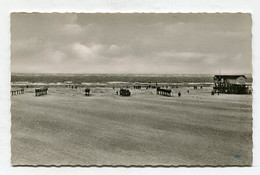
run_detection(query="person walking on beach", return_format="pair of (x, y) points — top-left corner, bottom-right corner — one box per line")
(178, 92), (181, 97)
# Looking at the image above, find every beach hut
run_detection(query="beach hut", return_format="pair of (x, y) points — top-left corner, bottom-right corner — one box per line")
(85, 88), (90, 96)
(119, 89), (131, 96)
(156, 87), (172, 97)
(35, 87), (48, 96)
(213, 75), (248, 94)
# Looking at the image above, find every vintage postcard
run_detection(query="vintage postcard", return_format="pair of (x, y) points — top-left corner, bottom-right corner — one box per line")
(10, 13), (252, 166)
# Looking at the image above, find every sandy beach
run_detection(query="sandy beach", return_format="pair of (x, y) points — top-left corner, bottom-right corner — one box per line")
(11, 86), (252, 166)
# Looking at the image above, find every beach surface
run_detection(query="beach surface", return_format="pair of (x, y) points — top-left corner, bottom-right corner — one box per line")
(11, 87), (252, 166)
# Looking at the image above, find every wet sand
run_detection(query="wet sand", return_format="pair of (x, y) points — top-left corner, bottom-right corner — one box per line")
(11, 87), (252, 166)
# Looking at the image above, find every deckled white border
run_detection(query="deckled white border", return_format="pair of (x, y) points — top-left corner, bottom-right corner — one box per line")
(0, 0), (260, 174)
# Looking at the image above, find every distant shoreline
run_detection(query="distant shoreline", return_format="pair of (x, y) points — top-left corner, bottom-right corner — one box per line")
(11, 74), (253, 85)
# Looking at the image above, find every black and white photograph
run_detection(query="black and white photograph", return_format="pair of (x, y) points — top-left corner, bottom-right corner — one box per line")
(10, 13), (252, 166)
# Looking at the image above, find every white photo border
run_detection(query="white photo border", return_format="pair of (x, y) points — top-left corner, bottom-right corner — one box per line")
(0, 0), (260, 174)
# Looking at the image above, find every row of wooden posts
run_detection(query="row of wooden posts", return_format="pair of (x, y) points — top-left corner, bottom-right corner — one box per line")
(193, 86), (203, 89)
(11, 89), (24, 96)
(133, 85), (141, 89)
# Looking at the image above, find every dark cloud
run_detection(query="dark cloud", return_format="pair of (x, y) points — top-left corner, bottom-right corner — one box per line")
(11, 13), (252, 74)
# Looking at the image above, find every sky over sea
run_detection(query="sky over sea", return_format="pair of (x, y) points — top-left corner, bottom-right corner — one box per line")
(11, 13), (252, 74)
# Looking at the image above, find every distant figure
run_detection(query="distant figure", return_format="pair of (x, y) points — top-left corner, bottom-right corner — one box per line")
(85, 88), (90, 96)
(187, 90), (189, 93)
(218, 91), (220, 95)
(72, 86), (74, 89)
(26, 85), (29, 88)
(113, 87), (115, 89)
(75, 86), (77, 89)
(116, 91), (118, 95)
(211, 91), (215, 95)
(178, 92), (181, 97)
(201, 86), (203, 89)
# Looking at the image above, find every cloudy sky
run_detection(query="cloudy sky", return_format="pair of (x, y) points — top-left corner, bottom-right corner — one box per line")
(11, 13), (252, 74)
